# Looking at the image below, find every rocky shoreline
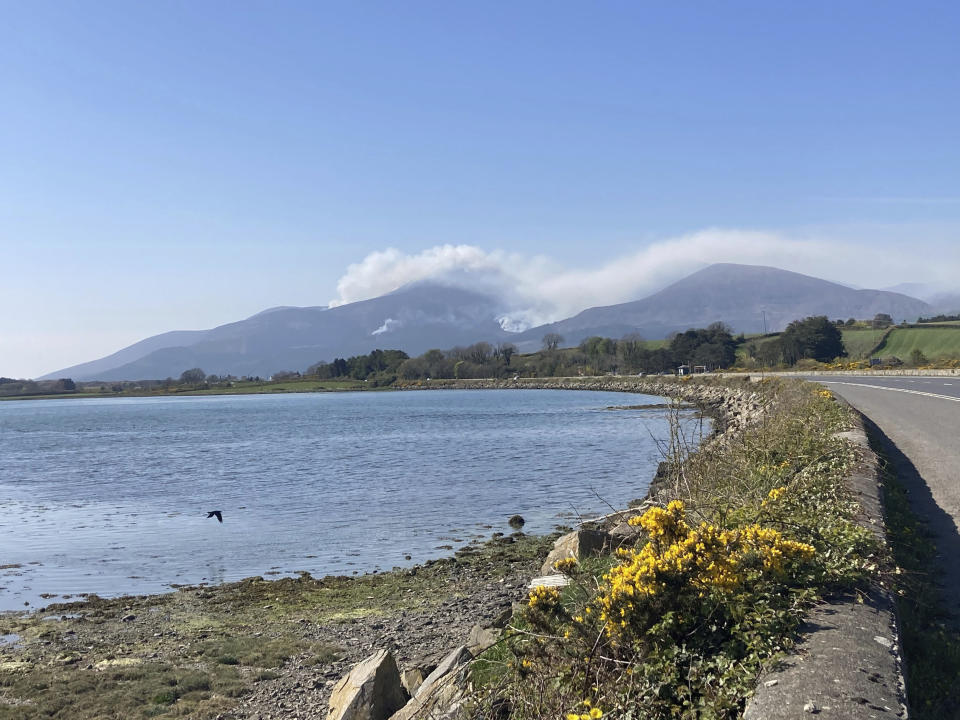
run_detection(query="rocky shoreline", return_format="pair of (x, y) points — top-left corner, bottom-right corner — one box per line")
(0, 377), (766, 720)
(397, 375), (768, 436)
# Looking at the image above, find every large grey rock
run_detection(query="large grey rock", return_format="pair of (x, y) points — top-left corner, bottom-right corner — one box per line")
(466, 624), (500, 656)
(609, 520), (643, 544)
(400, 667), (426, 698)
(416, 645), (472, 698)
(540, 529), (611, 575)
(389, 645), (473, 720)
(327, 649), (410, 720)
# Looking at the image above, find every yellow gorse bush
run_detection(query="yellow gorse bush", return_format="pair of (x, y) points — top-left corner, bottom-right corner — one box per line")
(552, 557), (579, 574)
(527, 585), (561, 610)
(598, 501), (814, 639)
(627, 498), (686, 539)
(477, 380), (879, 720)
(761, 485), (787, 507)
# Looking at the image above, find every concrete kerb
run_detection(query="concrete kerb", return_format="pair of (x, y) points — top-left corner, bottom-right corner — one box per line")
(743, 409), (909, 719)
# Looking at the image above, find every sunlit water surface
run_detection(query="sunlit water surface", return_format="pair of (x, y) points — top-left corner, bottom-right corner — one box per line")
(0, 389), (704, 610)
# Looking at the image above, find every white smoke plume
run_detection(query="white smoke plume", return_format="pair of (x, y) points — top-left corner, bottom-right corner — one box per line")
(371, 318), (400, 336)
(330, 230), (960, 329)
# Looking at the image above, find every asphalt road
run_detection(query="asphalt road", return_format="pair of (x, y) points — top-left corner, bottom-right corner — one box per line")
(803, 375), (960, 604)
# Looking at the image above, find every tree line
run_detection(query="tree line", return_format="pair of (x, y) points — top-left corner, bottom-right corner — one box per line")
(285, 316), (848, 383)
(918, 313), (960, 324)
(96, 314), (862, 394)
(0, 377), (76, 397)
(744, 316), (845, 366)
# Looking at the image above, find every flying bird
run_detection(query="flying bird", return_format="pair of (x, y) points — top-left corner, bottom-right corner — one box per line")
(206, 510), (223, 523)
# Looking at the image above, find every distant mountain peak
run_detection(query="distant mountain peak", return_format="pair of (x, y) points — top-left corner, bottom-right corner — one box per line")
(44, 282), (511, 381)
(42, 263), (934, 381)
(508, 263), (932, 349)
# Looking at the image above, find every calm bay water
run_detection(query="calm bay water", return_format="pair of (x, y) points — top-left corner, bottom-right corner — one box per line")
(0, 389), (699, 611)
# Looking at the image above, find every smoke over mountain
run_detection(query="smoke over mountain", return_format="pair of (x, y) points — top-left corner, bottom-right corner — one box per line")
(329, 230), (960, 330)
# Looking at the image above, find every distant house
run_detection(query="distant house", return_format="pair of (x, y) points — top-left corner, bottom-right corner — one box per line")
(693, 365), (708, 374)
(677, 364), (691, 376)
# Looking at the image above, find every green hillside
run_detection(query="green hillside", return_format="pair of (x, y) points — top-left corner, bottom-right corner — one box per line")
(840, 328), (889, 359)
(872, 327), (960, 360)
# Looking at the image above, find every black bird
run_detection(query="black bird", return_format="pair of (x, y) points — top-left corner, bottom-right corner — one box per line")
(206, 510), (223, 523)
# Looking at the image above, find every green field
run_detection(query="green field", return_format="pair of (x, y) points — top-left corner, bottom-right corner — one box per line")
(840, 328), (889, 359)
(872, 326), (960, 360)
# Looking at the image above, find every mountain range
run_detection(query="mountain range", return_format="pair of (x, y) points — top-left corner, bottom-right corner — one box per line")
(43, 263), (938, 381)
(509, 263), (934, 347)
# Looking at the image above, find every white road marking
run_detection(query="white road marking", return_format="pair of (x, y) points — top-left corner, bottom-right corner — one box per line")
(821, 381), (960, 403)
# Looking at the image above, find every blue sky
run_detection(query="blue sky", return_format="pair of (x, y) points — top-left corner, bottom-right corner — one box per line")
(3, 1), (960, 377)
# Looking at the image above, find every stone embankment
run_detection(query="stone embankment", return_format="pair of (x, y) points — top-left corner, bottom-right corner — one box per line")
(399, 376), (768, 437)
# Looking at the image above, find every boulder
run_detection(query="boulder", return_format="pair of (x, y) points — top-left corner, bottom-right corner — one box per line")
(328, 649), (410, 720)
(609, 520), (643, 545)
(540, 529), (611, 575)
(390, 671), (465, 720)
(416, 645), (472, 698)
(389, 646), (473, 720)
(400, 667), (427, 697)
(466, 624), (500, 656)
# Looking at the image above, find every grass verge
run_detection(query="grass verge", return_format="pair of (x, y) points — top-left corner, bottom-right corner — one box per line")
(874, 437), (960, 718)
(470, 379), (880, 720)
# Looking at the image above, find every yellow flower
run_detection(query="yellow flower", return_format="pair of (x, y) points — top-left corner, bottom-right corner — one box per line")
(553, 557), (579, 574)
(762, 485), (787, 507)
(527, 585), (561, 609)
(594, 503), (816, 641)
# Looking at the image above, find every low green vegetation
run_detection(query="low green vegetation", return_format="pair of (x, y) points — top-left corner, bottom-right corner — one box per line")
(470, 379), (880, 719)
(840, 327), (890, 359)
(871, 326), (960, 364)
(875, 442), (960, 718)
